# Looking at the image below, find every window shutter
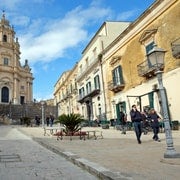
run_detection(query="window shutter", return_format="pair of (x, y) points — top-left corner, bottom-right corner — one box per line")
(112, 69), (116, 85)
(118, 66), (124, 84)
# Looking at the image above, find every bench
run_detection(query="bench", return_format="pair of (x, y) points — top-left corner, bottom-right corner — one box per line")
(56, 129), (103, 140)
(85, 130), (103, 140)
(44, 126), (65, 136)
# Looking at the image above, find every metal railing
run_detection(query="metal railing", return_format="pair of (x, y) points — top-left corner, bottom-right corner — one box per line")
(137, 59), (164, 77)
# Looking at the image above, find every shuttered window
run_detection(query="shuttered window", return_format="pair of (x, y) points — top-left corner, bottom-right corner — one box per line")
(112, 65), (124, 86)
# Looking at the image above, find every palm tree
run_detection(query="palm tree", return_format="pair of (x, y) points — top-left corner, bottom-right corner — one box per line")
(55, 113), (85, 135)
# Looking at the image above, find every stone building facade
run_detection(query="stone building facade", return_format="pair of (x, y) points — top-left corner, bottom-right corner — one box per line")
(0, 13), (33, 105)
(54, 21), (130, 121)
(54, 0), (180, 122)
(102, 0), (180, 121)
(54, 64), (79, 116)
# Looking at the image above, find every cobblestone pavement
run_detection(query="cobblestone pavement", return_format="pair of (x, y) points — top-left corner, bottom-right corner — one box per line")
(18, 125), (180, 180)
(0, 126), (99, 180)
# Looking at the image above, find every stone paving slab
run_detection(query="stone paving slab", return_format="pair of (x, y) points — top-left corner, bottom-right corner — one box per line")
(19, 126), (180, 180)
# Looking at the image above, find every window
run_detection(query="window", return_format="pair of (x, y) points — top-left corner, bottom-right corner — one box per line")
(79, 87), (85, 99)
(94, 75), (100, 90)
(146, 41), (155, 68)
(79, 64), (82, 73)
(20, 96), (25, 104)
(21, 86), (24, 90)
(75, 82), (77, 90)
(4, 58), (9, 65)
(3, 35), (7, 42)
(70, 84), (73, 93)
(112, 66), (124, 86)
(1, 87), (9, 103)
(86, 82), (91, 94)
(93, 47), (97, 58)
(85, 58), (89, 67)
(146, 41), (155, 54)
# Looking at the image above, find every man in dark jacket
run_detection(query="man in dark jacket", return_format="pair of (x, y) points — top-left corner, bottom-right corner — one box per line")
(130, 105), (143, 144)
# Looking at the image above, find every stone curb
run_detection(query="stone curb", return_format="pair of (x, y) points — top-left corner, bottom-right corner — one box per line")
(33, 137), (133, 180)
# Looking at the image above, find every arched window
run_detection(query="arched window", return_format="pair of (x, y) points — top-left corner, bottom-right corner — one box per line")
(1, 86), (9, 103)
(3, 35), (7, 42)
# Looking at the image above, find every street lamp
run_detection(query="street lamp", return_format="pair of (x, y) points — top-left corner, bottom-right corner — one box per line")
(41, 101), (45, 128)
(111, 100), (116, 119)
(147, 45), (180, 158)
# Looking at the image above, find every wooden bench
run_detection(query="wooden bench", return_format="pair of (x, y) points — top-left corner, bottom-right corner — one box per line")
(56, 129), (103, 140)
(85, 130), (103, 140)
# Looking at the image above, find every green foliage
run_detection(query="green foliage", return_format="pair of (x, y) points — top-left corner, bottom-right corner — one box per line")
(55, 113), (85, 135)
(20, 116), (31, 126)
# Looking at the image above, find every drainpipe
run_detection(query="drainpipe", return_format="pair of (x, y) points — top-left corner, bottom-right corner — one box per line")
(98, 53), (107, 120)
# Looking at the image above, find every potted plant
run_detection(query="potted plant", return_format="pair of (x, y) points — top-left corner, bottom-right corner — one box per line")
(55, 113), (85, 136)
(20, 116), (31, 127)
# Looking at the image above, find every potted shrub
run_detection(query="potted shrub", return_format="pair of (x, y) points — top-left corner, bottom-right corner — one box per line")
(55, 113), (85, 136)
(20, 116), (31, 127)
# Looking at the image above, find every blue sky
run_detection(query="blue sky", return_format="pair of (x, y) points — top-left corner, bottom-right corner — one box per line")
(1, 0), (155, 101)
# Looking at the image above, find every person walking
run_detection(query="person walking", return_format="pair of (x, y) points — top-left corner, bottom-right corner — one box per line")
(130, 105), (143, 144)
(46, 116), (50, 126)
(49, 115), (54, 127)
(120, 111), (127, 134)
(148, 108), (161, 142)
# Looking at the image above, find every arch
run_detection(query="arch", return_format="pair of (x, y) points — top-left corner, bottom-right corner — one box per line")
(1, 86), (9, 103)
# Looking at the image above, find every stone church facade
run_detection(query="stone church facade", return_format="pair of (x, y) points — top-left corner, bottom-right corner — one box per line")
(0, 13), (33, 105)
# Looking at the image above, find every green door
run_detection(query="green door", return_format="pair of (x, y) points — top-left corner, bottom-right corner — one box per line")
(116, 101), (126, 125)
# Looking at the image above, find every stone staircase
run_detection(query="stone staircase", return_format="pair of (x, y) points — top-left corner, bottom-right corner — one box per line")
(0, 103), (57, 125)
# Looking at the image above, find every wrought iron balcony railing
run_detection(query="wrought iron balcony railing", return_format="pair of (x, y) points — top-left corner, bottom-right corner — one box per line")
(78, 87), (100, 103)
(137, 59), (164, 78)
(108, 80), (125, 93)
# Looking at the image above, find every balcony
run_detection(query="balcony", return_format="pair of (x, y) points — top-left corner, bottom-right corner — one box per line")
(76, 56), (99, 81)
(171, 38), (180, 59)
(137, 59), (164, 78)
(78, 87), (100, 103)
(108, 81), (125, 93)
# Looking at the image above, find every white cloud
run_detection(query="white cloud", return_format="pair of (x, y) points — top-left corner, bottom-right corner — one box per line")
(19, 20), (87, 63)
(18, 2), (111, 65)
(116, 9), (138, 21)
(33, 92), (53, 102)
(0, 0), (22, 9)
(12, 15), (30, 26)
(0, 0), (49, 10)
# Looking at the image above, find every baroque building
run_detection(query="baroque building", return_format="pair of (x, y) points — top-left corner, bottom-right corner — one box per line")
(0, 13), (33, 105)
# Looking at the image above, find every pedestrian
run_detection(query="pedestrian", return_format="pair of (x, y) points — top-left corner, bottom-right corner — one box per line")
(120, 111), (127, 134)
(130, 105), (143, 144)
(148, 108), (161, 142)
(141, 110), (149, 135)
(35, 115), (40, 126)
(49, 115), (54, 127)
(46, 116), (50, 126)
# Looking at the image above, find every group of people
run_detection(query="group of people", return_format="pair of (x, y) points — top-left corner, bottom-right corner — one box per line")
(130, 104), (161, 144)
(119, 105), (161, 144)
(46, 115), (54, 127)
(35, 115), (55, 127)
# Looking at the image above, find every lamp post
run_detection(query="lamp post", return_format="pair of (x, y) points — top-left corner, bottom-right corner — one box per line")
(147, 45), (180, 158)
(112, 100), (116, 120)
(41, 101), (45, 128)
